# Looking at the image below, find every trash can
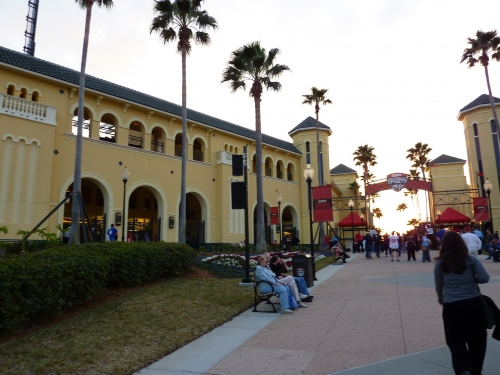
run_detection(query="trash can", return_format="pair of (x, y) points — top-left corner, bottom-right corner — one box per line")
(292, 254), (314, 287)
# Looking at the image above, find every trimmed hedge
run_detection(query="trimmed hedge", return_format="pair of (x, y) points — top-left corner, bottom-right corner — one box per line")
(0, 242), (196, 333)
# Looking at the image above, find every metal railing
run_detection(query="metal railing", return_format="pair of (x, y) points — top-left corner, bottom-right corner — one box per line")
(151, 140), (164, 153)
(128, 135), (142, 148)
(193, 151), (203, 161)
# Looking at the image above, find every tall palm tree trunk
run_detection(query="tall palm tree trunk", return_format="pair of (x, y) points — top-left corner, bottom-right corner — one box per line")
(69, 2), (94, 244)
(484, 65), (500, 135)
(254, 94), (265, 252)
(314, 109), (325, 248)
(179, 46), (187, 244)
(363, 169), (370, 228)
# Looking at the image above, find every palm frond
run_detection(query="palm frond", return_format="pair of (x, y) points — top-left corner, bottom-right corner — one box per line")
(195, 31), (211, 45)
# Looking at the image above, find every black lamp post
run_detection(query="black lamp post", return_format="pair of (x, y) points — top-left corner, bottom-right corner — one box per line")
(121, 166), (129, 242)
(278, 193), (282, 250)
(304, 164), (316, 279)
(349, 199), (354, 252)
(484, 179), (494, 232)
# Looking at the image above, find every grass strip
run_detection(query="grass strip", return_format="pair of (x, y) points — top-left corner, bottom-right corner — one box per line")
(0, 278), (253, 375)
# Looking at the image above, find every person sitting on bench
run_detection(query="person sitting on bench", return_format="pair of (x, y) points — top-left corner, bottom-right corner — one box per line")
(255, 257), (296, 314)
(269, 255), (313, 302)
(332, 243), (350, 263)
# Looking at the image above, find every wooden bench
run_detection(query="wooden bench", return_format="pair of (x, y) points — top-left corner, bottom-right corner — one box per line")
(251, 274), (279, 313)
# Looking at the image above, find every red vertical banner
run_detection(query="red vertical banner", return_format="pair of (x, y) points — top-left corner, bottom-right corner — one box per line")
(473, 197), (490, 221)
(270, 206), (279, 225)
(312, 185), (333, 222)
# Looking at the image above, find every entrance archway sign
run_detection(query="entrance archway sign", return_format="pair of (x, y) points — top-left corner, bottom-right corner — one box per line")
(365, 173), (432, 195)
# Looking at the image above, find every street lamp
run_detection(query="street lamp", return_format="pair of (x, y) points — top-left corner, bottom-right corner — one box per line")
(484, 179), (494, 232)
(121, 166), (130, 242)
(349, 199), (354, 252)
(304, 164), (316, 279)
(277, 193), (282, 250)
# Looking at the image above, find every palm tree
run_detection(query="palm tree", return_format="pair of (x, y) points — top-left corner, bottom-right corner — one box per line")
(353, 145), (377, 226)
(69, 0), (114, 244)
(151, 0), (217, 244)
(407, 218), (419, 227)
(406, 142), (432, 221)
(221, 42), (290, 252)
(372, 208), (383, 224)
(347, 181), (361, 195)
(302, 87), (332, 250)
(406, 143), (432, 181)
(461, 30), (500, 135)
(396, 203), (408, 212)
(302, 87), (332, 185)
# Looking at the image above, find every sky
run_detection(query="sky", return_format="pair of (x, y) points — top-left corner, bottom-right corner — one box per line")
(2, 0), (500, 234)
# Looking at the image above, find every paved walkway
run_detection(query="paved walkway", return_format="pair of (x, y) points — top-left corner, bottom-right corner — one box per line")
(136, 252), (500, 375)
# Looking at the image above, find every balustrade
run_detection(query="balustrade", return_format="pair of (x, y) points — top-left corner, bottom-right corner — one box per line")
(0, 93), (56, 125)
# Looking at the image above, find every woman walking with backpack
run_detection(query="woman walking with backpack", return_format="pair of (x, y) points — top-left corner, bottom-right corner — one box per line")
(434, 231), (490, 375)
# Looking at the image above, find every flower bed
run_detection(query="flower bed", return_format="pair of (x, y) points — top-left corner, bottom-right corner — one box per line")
(198, 251), (326, 278)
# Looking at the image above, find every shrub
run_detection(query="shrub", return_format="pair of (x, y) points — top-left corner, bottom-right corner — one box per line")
(0, 242), (196, 333)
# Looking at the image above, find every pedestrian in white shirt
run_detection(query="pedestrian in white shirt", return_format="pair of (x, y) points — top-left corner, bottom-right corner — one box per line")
(388, 231), (400, 261)
(461, 226), (482, 256)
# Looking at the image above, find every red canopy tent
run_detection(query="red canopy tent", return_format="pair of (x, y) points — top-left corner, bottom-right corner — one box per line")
(338, 212), (365, 227)
(435, 207), (471, 224)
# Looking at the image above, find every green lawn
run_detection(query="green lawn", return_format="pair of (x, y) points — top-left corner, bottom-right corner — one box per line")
(0, 256), (333, 375)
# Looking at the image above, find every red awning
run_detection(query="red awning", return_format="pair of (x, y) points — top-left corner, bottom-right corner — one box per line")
(338, 212), (365, 227)
(435, 207), (471, 224)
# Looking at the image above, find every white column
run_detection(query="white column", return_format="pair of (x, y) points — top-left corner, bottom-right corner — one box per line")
(0, 138), (13, 223)
(24, 143), (39, 223)
(11, 140), (27, 223)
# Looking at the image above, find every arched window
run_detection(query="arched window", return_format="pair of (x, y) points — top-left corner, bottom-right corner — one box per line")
(265, 157), (273, 177)
(31, 91), (40, 102)
(287, 163), (294, 181)
(175, 134), (183, 157)
(100, 114), (117, 143)
(72, 107), (91, 138)
(19, 88), (28, 99)
(252, 154), (257, 172)
(234, 147), (239, 154)
(6, 84), (15, 96)
(305, 141), (310, 163)
(193, 139), (204, 161)
(151, 128), (164, 153)
(230, 145), (234, 153)
(277, 160), (284, 179)
(128, 122), (143, 149)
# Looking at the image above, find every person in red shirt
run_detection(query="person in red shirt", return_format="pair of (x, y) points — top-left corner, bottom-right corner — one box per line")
(354, 231), (364, 253)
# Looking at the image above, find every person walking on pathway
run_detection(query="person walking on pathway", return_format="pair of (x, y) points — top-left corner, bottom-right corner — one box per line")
(421, 231), (432, 262)
(406, 232), (417, 261)
(388, 231), (400, 261)
(462, 226), (482, 257)
(364, 232), (374, 259)
(373, 232), (382, 258)
(434, 230), (490, 375)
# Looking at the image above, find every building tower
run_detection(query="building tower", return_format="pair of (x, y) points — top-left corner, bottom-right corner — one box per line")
(23, 0), (39, 56)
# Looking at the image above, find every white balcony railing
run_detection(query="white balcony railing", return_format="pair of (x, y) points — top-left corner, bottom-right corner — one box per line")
(0, 93), (57, 126)
(217, 150), (234, 165)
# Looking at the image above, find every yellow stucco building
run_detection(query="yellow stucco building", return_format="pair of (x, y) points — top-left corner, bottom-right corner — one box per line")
(458, 94), (500, 231)
(0, 46), (333, 245)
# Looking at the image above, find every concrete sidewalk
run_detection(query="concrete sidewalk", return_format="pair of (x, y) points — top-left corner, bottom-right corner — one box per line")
(136, 252), (500, 375)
